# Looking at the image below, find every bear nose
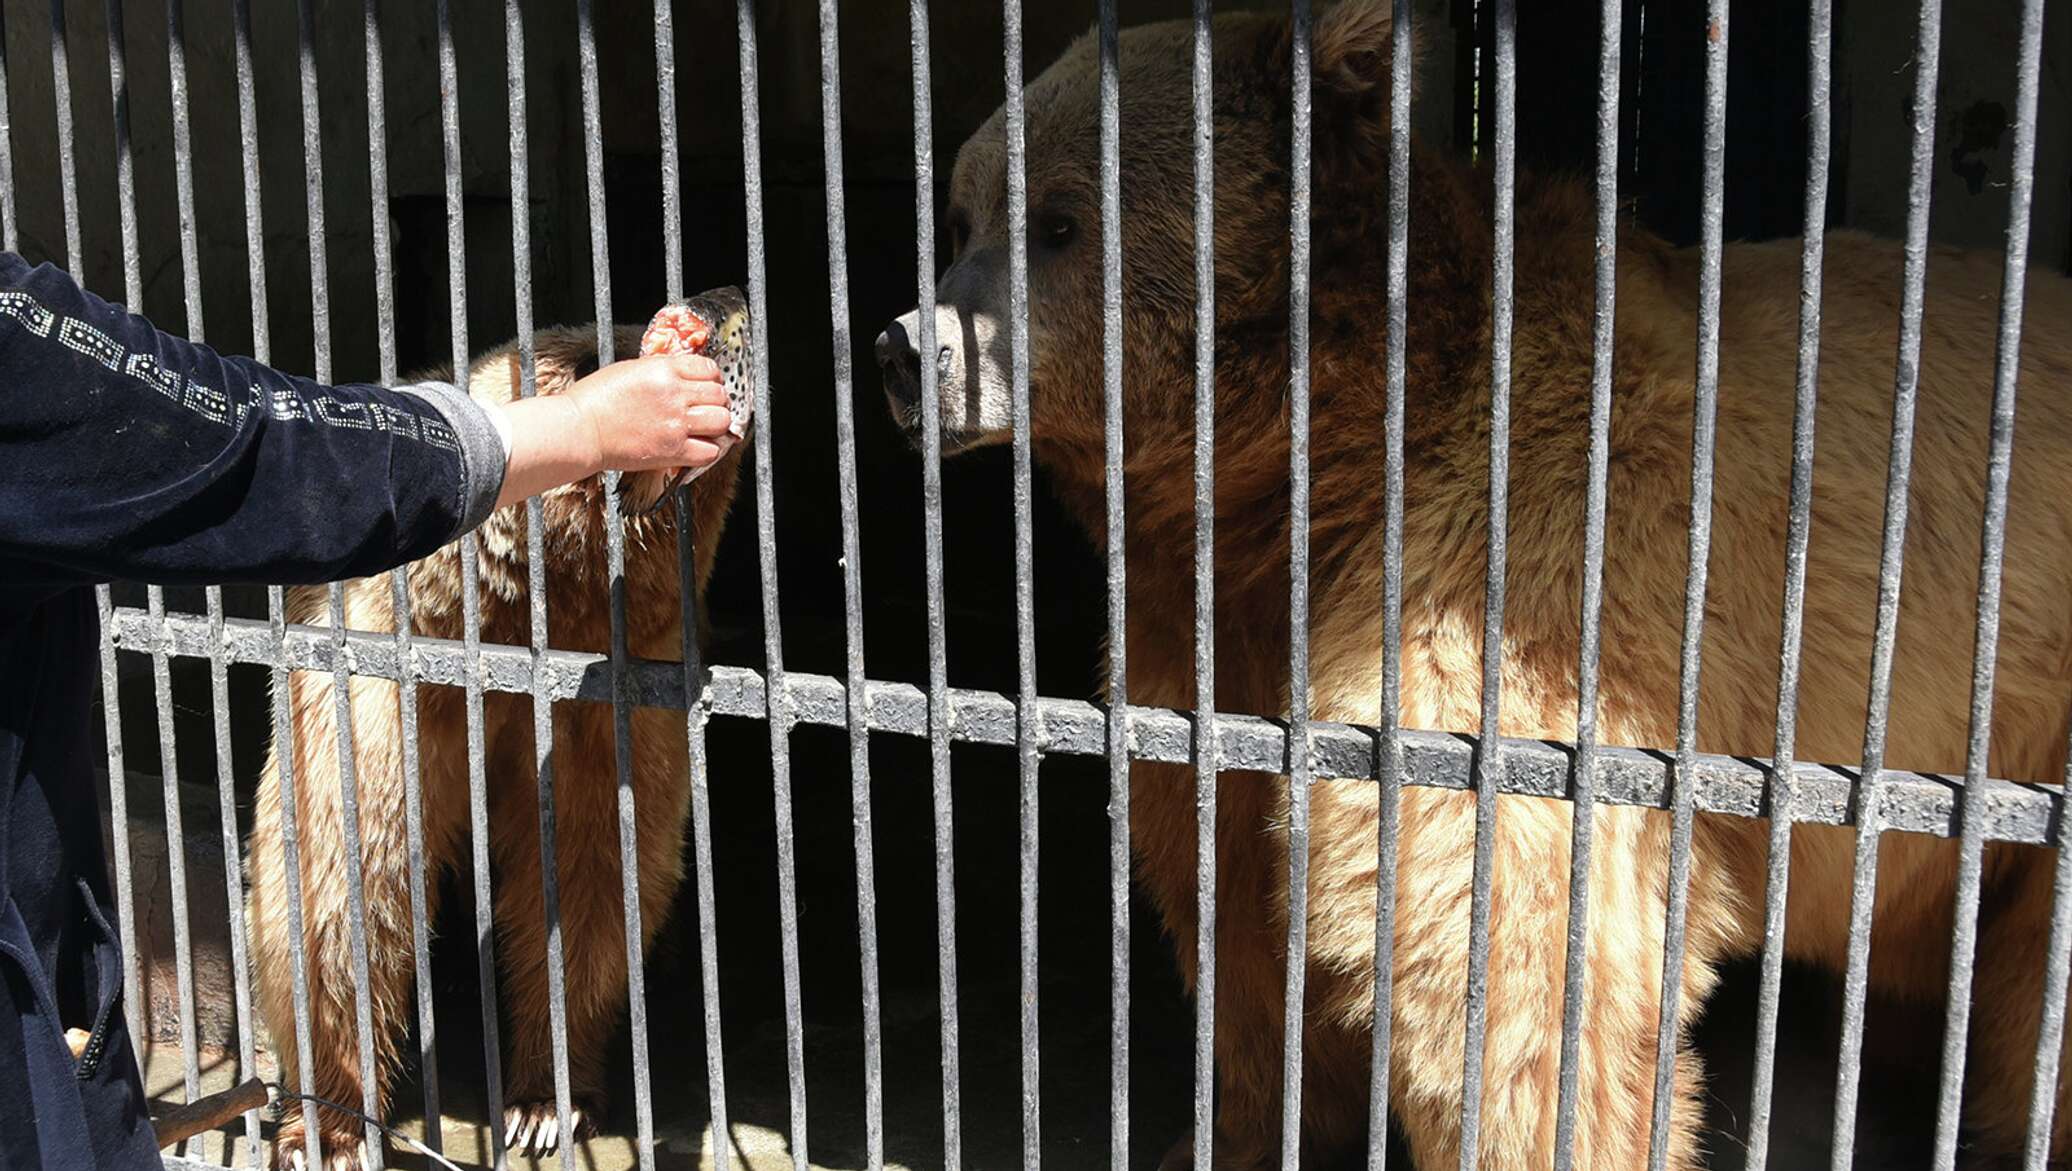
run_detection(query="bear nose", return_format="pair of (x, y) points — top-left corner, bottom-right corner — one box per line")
(877, 321), (923, 407)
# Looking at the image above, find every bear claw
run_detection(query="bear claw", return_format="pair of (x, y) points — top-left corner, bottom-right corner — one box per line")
(503, 1099), (595, 1157)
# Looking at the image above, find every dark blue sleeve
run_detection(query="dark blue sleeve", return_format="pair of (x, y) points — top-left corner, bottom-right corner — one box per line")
(0, 253), (507, 587)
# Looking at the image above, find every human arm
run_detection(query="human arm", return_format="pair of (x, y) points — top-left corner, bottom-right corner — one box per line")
(0, 253), (730, 586)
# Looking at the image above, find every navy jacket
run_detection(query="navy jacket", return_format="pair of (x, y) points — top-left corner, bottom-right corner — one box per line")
(0, 253), (506, 1168)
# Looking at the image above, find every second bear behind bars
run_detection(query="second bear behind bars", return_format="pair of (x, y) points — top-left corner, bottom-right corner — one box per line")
(247, 320), (749, 1169)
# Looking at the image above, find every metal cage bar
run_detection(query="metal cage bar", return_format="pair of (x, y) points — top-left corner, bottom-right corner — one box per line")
(570, 2), (667, 1164)
(1744, 3), (1833, 1167)
(169, 9), (263, 1144)
(100, 605), (2072, 844)
(2028, 746), (2072, 1168)
(499, 0), (582, 1157)
(1552, 2), (1622, 1166)
(0, 13), (14, 253)
(105, 0), (209, 1135)
(812, 0), (886, 1165)
(1190, 3), (1219, 1171)
(362, 0), (446, 1148)
(434, 4), (510, 1164)
(1096, 2), (1132, 1168)
(1281, 2), (1315, 1169)
(1932, 1), (2047, 1166)
(727, 0), (810, 1164)
(49, 0), (150, 1109)
(904, 0), (965, 1165)
(295, 3), (390, 1161)
(228, 0), (329, 1163)
(1002, 0), (1043, 1168)
(1647, 3), (1730, 1166)
(1830, 2), (1943, 1164)
(1365, 3), (1412, 1170)
(1458, 2), (1515, 1166)
(652, 5), (740, 1168)
(397, 3), (461, 1158)
(50, 0), (82, 267)
(359, 0), (439, 1158)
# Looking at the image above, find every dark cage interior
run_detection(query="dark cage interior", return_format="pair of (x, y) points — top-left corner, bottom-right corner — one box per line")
(3, 0), (2070, 1167)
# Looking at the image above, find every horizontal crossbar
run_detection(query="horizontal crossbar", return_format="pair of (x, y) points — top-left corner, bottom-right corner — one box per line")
(107, 605), (2065, 846)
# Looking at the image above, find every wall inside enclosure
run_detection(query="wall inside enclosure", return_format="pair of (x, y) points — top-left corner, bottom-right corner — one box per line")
(4, 0), (2069, 1166)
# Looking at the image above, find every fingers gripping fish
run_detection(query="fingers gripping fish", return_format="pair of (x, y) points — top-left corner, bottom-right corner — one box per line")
(631, 284), (755, 510)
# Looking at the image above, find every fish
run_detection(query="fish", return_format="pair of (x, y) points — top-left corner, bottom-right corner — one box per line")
(630, 284), (755, 510)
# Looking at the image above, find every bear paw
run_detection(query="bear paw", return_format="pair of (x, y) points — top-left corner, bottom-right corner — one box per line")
(270, 1115), (377, 1171)
(503, 1096), (601, 1157)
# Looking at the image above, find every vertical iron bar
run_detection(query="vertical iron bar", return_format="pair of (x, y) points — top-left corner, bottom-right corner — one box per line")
(166, 0), (201, 343)
(147, 605), (204, 1116)
(2025, 734), (2072, 1168)
(1552, 2), (1620, 1166)
(501, 0), (576, 1157)
(0, 12), (14, 252)
(294, 0), (330, 389)
(659, 0), (728, 1163)
(1095, 2), (1130, 1167)
(436, 1), (505, 1162)
(1365, 4), (1411, 1170)
(655, 2), (733, 1165)
(657, 0), (681, 305)
(317, 111), (387, 1171)
(50, 0), (81, 269)
(1281, 1), (1312, 1168)
(1744, 3), (1831, 1167)
(813, 0), (884, 1164)
(233, 0), (268, 368)
(573, 2), (664, 1164)
(363, 0), (446, 1151)
(363, 0), (394, 385)
(299, 1), (387, 1160)
(172, 7), (260, 1143)
(677, 509), (733, 1171)
(269, 579), (327, 1171)
(205, 585), (259, 1171)
(723, 0), (807, 1164)
(1647, 3), (1728, 1166)
(1829, 2), (1941, 1164)
(1457, 1), (1513, 1166)
(146, 585), (202, 1109)
(176, 6), (259, 1160)
(391, 0), (466, 1152)
(233, 0), (324, 1161)
(56, 0), (149, 1140)
(1931, 0), (2044, 1164)
(108, 0), (206, 1122)
(1002, 0), (1041, 1166)
(905, 0), (963, 1164)
(106, 0), (138, 310)
(1190, 1), (1217, 1169)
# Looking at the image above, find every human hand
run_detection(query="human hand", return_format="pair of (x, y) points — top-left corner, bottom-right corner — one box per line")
(493, 353), (733, 509)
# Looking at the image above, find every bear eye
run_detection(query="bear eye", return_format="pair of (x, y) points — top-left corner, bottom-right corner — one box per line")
(1037, 211), (1078, 251)
(949, 213), (971, 257)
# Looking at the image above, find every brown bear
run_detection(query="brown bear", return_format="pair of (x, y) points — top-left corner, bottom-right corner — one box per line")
(877, 3), (2072, 1167)
(246, 322), (747, 1168)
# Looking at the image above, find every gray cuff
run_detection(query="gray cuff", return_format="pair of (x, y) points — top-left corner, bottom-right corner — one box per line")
(393, 379), (508, 537)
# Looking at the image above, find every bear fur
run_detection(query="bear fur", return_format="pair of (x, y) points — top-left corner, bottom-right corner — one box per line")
(246, 323), (746, 1167)
(882, 3), (2072, 1166)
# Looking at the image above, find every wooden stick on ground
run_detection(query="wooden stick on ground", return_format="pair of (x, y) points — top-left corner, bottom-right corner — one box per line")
(68, 1024), (272, 1150)
(150, 1078), (272, 1149)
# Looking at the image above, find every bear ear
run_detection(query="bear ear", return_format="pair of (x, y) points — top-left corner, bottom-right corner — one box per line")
(1313, 0), (1400, 99)
(1255, 0), (1419, 185)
